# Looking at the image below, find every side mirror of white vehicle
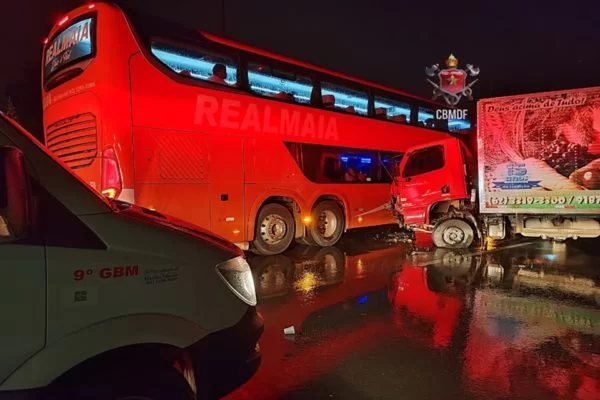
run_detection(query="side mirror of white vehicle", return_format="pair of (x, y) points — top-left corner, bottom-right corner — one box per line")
(0, 146), (32, 241)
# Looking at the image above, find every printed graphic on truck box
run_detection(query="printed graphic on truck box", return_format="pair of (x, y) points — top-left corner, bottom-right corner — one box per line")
(479, 87), (600, 212)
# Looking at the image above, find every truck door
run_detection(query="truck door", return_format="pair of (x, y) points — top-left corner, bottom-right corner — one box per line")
(397, 138), (467, 225)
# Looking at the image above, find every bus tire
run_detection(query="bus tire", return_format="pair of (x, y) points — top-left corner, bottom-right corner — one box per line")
(432, 218), (474, 249)
(252, 203), (295, 255)
(307, 201), (345, 247)
(295, 236), (317, 246)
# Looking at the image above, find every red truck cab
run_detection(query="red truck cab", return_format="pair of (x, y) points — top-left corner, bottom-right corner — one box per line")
(391, 137), (480, 248)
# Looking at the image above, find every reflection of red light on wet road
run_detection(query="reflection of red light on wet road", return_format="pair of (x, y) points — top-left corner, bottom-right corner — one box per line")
(464, 292), (600, 400)
(227, 255), (466, 399)
(227, 319), (392, 400)
(390, 266), (462, 349)
(227, 248), (404, 399)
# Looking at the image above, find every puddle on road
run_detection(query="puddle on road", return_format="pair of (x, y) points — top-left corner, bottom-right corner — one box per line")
(239, 238), (600, 400)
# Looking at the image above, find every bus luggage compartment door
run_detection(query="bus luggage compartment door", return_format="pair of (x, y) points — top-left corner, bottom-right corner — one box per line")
(209, 136), (245, 241)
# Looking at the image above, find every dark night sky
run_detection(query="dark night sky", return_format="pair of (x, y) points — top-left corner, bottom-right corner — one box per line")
(1, 0), (599, 137)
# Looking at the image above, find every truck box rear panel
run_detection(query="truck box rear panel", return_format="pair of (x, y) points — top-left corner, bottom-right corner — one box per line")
(478, 87), (600, 214)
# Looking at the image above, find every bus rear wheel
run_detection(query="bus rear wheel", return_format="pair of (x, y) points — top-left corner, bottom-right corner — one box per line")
(252, 203), (295, 255)
(307, 201), (345, 247)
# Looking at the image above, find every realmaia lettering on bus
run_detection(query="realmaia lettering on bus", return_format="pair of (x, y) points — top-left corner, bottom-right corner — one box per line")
(195, 95), (339, 141)
(45, 20), (91, 66)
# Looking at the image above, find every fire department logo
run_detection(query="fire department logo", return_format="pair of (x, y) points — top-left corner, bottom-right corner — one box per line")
(425, 54), (480, 106)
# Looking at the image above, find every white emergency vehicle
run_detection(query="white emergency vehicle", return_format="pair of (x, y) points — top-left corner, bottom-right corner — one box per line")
(0, 112), (263, 399)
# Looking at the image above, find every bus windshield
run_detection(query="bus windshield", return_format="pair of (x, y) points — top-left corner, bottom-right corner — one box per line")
(44, 15), (96, 87)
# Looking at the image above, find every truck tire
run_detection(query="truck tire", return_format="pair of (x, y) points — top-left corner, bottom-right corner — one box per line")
(307, 201), (345, 247)
(432, 218), (474, 249)
(55, 365), (195, 400)
(252, 203), (295, 255)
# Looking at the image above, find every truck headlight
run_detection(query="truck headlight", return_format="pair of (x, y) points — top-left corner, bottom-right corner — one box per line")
(216, 256), (257, 306)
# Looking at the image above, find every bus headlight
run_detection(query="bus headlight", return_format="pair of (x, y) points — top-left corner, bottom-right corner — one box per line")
(216, 256), (257, 306)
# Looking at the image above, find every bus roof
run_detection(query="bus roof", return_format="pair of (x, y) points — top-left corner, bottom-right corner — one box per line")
(202, 31), (444, 107)
(52, 2), (447, 110)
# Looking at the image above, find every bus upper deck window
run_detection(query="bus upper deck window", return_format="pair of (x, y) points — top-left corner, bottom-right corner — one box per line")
(321, 82), (368, 115)
(374, 96), (411, 123)
(151, 42), (238, 86)
(247, 62), (313, 104)
(448, 118), (472, 132)
(418, 106), (438, 128)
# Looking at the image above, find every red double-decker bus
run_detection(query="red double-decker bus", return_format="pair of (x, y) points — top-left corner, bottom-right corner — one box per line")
(41, 2), (472, 254)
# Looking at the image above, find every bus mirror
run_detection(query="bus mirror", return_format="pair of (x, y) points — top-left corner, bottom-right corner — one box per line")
(0, 146), (32, 240)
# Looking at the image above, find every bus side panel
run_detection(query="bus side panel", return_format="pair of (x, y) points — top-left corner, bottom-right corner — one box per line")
(132, 127), (211, 230)
(247, 138), (397, 230)
(209, 135), (245, 241)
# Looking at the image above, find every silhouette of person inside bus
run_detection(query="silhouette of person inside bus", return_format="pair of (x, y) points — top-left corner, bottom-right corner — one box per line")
(344, 167), (357, 181)
(357, 170), (367, 181)
(390, 114), (407, 123)
(208, 63), (228, 84)
(425, 118), (435, 128)
(274, 92), (295, 102)
(322, 94), (336, 109)
(375, 108), (387, 120)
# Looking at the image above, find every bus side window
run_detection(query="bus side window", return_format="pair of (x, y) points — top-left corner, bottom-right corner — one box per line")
(322, 155), (342, 182)
(417, 106), (435, 127)
(374, 96), (411, 123)
(321, 82), (368, 115)
(150, 42), (238, 86)
(448, 117), (472, 132)
(293, 143), (386, 184)
(247, 62), (313, 104)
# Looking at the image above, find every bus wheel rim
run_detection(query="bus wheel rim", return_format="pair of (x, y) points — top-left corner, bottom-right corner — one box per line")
(318, 210), (338, 239)
(442, 226), (465, 245)
(260, 214), (288, 244)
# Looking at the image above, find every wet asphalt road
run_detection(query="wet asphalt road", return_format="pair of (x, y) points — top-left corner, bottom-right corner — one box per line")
(227, 228), (600, 400)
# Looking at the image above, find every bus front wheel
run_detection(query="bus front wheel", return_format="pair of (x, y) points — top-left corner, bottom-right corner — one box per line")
(307, 201), (345, 247)
(252, 203), (295, 255)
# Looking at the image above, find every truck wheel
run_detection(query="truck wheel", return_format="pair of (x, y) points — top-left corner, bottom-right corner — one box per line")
(307, 201), (345, 247)
(432, 219), (474, 249)
(252, 203), (295, 255)
(55, 365), (196, 400)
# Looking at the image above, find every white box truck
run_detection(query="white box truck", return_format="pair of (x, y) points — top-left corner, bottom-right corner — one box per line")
(478, 86), (600, 242)
(389, 86), (600, 248)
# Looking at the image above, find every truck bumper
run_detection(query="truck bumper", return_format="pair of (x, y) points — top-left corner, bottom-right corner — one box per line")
(189, 306), (264, 398)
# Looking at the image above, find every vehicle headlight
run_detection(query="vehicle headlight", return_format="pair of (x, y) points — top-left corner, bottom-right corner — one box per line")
(216, 256), (257, 306)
